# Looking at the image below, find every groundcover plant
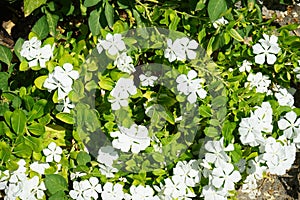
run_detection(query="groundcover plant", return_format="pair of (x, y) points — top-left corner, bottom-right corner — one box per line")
(0, 0), (300, 199)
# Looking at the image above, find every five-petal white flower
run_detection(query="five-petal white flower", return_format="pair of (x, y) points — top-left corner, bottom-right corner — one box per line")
(97, 33), (126, 56)
(43, 142), (63, 163)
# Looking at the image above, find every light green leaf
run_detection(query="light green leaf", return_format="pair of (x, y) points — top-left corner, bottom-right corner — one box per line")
(11, 109), (26, 135)
(28, 123), (45, 136)
(195, 0), (206, 11)
(56, 113), (75, 124)
(13, 143), (32, 158)
(0, 45), (12, 66)
(199, 105), (212, 118)
(24, 0), (47, 17)
(34, 75), (48, 90)
(32, 16), (49, 40)
(45, 174), (68, 195)
(84, 0), (101, 7)
(229, 29), (244, 42)
(207, 0), (227, 21)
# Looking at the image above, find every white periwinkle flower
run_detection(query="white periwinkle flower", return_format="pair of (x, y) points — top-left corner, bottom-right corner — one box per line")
(114, 52), (135, 74)
(164, 37), (198, 62)
(213, 17), (229, 29)
(83, 177), (103, 200)
(239, 60), (252, 72)
(43, 142), (63, 163)
(278, 111), (300, 139)
(262, 137), (296, 175)
(211, 162), (241, 191)
(56, 97), (75, 113)
(101, 182), (125, 200)
(139, 74), (158, 87)
(19, 176), (46, 199)
(241, 174), (261, 199)
(274, 87), (294, 107)
(125, 185), (159, 200)
(109, 95), (129, 110)
(97, 145), (119, 166)
(20, 37), (53, 68)
(201, 185), (227, 200)
(173, 160), (201, 187)
(176, 69), (207, 103)
(97, 33), (126, 55)
(111, 124), (150, 153)
(43, 73), (73, 100)
(99, 163), (119, 178)
(70, 180), (91, 200)
(29, 162), (50, 175)
(161, 176), (196, 199)
(111, 77), (137, 98)
(0, 170), (9, 190)
(252, 34), (281, 65)
(245, 72), (271, 94)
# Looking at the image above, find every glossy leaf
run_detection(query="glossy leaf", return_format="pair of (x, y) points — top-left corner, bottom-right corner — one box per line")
(11, 109), (26, 135)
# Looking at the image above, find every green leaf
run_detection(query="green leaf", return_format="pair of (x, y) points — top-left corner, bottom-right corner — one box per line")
(56, 113), (75, 124)
(32, 16), (49, 40)
(0, 141), (11, 162)
(0, 45), (12, 66)
(24, 0), (47, 17)
(229, 29), (244, 42)
(105, 2), (114, 28)
(98, 76), (114, 90)
(195, 0), (206, 11)
(77, 151), (91, 165)
(84, 0), (101, 7)
(45, 174), (68, 195)
(204, 127), (219, 137)
(34, 75), (48, 90)
(28, 123), (45, 136)
(45, 10), (59, 36)
(13, 143), (32, 158)
(14, 38), (25, 61)
(199, 105), (212, 118)
(11, 109), (26, 135)
(49, 191), (67, 200)
(89, 9), (101, 36)
(0, 72), (9, 91)
(207, 0), (227, 21)
(212, 96), (227, 108)
(28, 99), (47, 121)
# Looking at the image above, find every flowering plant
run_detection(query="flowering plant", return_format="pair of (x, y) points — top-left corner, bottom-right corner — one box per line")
(0, 0), (300, 199)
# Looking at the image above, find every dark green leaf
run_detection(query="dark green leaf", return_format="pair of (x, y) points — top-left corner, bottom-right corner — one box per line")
(24, 0), (47, 17)
(105, 3), (114, 28)
(77, 151), (91, 165)
(0, 72), (9, 91)
(207, 0), (227, 21)
(49, 191), (67, 200)
(84, 0), (101, 7)
(32, 16), (49, 40)
(28, 123), (45, 136)
(45, 10), (59, 36)
(89, 9), (101, 36)
(0, 45), (12, 66)
(11, 109), (26, 135)
(45, 174), (68, 195)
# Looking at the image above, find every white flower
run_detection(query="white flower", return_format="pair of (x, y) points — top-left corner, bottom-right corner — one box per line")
(204, 138), (232, 167)
(20, 37), (41, 60)
(111, 77), (137, 98)
(70, 180), (91, 200)
(56, 97), (75, 113)
(29, 162), (50, 175)
(261, 137), (296, 175)
(99, 163), (119, 178)
(235, 159), (246, 173)
(213, 17), (229, 29)
(0, 170), (9, 190)
(19, 176), (46, 200)
(252, 101), (273, 133)
(83, 177), (102, 200)
(252, 34), (281, 65)
(70, 172), (86, 180)
(241, 174), (261, 199)
(111, 124), (150, 153)
(108, 95), (129, 110)
(97, 33), (126, 55)
(274, 87), (294, 107)
(125, 185), (159, 200)
(97, 145), (119, 166)
(211, 162), (241, 191)
(201, 185), (227, 200)
(53, 63), (79, 88)
(114, 52), (136, 74)
(246, 155), (267, 180)
(101, 182), (125, 200)
(238, 116), (265, 146)
(164, 37), (198, 62)
(5, 182), (23, 200)
(176, 70), (207, 103)
(28, 45), (53, 68)
(43, 73), (72, 100)
(173, 160), (201, 187)
(245, 72), (271, 94)
(278, 111), (300, 139)
(161, 176), (196, 199)
(239, 60), (252, 72)
(139, 74), (158, 87)
(43, 142), (63, 163)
